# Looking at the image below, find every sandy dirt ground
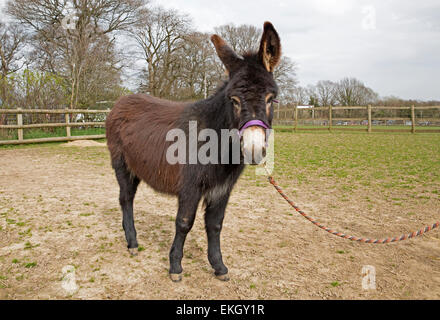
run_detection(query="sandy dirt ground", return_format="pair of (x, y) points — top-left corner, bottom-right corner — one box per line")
(0, 142), (439, 299)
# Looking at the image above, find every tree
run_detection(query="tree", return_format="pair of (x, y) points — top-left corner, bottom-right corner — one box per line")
(315, 80), (337, 106)
(287, 86), (308, 106)
(306, 84), (319, 106)
(0, 22), (26, 78)
(7, 0), (145, 108)
(0, 22), (27, 107)
(132, 6), (192, 98)
(213, 23), (261, 54)
(8, 69), (69, 110)
(273, 56), (298, 100)
(334, 77), (378, 106)
(173, 32), (223, 100)
(74, 34), (129, 109)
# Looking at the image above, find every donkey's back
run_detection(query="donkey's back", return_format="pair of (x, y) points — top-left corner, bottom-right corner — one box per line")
(106, 93), (186, 194)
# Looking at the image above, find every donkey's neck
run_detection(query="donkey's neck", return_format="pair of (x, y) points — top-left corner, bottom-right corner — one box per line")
(186, 82), (235, 131)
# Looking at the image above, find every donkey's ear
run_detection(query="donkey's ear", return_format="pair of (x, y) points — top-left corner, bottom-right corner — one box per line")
(211, 34), (243, 74)
(258, 22), (282, 72)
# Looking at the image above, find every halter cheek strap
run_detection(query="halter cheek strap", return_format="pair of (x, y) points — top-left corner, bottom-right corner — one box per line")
(238, 120), (270, 138)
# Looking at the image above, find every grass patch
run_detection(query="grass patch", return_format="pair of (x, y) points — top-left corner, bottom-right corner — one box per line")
(24, 262), (37, 268)
(259, 132), (440, 195)
(22, 127), (105, 140)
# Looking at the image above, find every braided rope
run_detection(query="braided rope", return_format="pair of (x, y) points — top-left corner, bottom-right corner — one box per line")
(268, 175), (439, 244)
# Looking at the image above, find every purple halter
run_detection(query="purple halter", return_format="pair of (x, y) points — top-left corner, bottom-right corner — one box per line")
(238, 120), (270, 138)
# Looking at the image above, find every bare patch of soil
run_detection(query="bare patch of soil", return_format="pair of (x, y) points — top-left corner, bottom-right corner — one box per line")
(0, 143), (439, 299)
(62, 140), (107, 147)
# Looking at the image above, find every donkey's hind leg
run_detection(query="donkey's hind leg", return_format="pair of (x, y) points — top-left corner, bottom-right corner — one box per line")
(114, 158), (140, 255)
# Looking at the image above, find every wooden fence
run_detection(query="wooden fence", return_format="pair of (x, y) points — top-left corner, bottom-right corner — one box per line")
(0, 108), (109, 145)
(1, 105), (440, 145)
(273, 105), (440, 133)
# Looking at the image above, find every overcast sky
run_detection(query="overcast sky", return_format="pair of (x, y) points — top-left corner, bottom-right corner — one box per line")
(1, 0), (439, 100)
(156, 0), (440, 100)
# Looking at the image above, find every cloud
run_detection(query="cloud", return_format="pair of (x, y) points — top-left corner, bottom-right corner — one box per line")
(157, 0), (440, 100)
(1, 0), (438, 99)
(0, 0), (7, 16)
(310, 0), (354, 15)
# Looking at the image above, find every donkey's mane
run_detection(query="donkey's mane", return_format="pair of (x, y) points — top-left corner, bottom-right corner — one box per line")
(185, 81), (233, 131)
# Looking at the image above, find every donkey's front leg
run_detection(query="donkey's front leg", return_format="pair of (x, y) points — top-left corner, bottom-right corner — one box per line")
(169, 189), (202, 282)
(205, 192), (231, 281)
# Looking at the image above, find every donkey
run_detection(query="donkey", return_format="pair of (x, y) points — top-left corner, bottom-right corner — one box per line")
(106, 22), (281, 282)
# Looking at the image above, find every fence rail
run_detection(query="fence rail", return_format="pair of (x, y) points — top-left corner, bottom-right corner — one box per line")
(0, 109), (109, 145)
(1, 105), (440, 145)
(273, 105), (440, 133)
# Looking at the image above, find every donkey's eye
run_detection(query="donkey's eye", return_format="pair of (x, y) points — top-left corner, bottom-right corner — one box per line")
(230, 97), (240, 105)
(266, 94), (274, 105)
(230, 97), (240, 107)
(230, 97), (241, 115)
(265, 95), (274, 118)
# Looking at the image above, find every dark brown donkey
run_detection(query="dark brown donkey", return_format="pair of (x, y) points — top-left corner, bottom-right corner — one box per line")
(106, 22), (281, 282)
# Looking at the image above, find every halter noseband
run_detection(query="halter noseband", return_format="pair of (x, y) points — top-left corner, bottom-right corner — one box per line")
(238, 120), (270, 138)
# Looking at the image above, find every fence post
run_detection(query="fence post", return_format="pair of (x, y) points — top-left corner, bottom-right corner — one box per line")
(276, 103), (280, 122)
(411, 105), (415, 134)
(328, 105), (332, 132)
(65, 112), (71, 137)
(294, 105), (298, 132)
(367, 105), (372, 133)
(17, 108), (23, 141)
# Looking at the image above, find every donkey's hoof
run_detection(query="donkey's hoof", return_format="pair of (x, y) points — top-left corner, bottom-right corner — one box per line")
(170, 273), (182, 282)
(128, 248), (138, 256)
(216, 273), (230, 281)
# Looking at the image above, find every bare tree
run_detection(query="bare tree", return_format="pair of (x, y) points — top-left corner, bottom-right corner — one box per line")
(334, 77), (378, 106)
(287, 86), (308, 106)
(132, 6), (192, 98)
(0, 22), (26, 78)
(315, 80), (337, 106)
(273, 56), (298, 100)
(0, 22), (27, 107)
(306, 84), (319, 106)
(7, 0), (146, 108)
(75, 34), (128, 109)
(213, 23), (261, 54)
(172, 32), (224, 100)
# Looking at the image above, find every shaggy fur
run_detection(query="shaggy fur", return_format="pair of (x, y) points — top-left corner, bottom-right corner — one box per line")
(106, 21), (282, 281)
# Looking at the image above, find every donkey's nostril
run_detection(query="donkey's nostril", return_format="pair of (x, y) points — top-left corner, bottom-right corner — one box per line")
(251, 145), (266, 165)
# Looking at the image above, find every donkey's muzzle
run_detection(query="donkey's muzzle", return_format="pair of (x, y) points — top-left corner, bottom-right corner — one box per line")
(240, 124), (267, 165)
